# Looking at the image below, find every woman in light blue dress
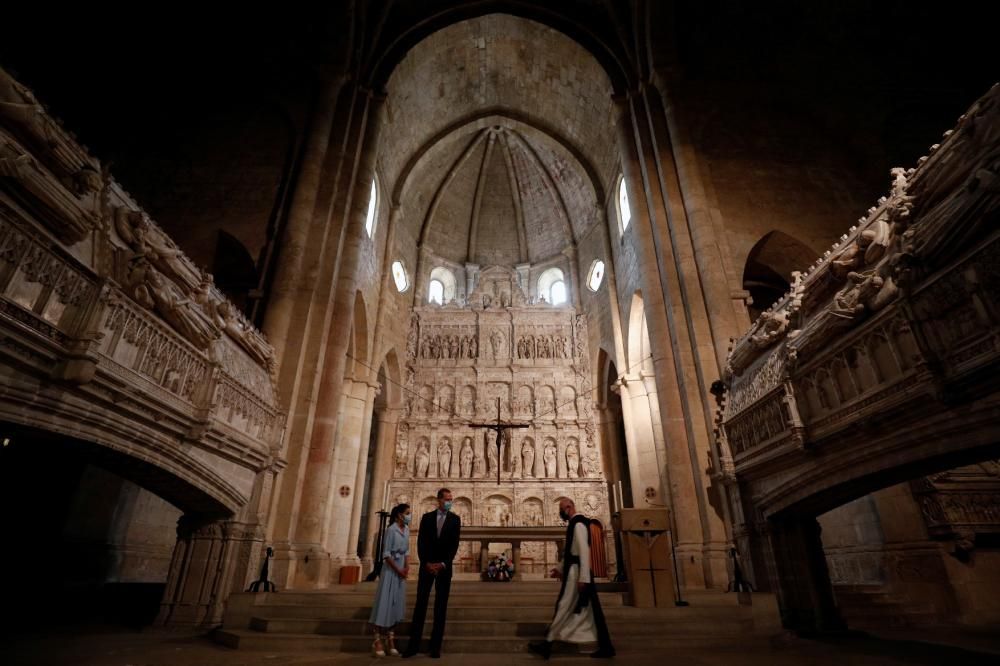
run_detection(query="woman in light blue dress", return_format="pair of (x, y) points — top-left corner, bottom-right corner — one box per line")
(370, 503), (411, 657)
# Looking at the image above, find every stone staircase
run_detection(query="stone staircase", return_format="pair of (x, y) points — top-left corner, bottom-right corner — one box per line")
(216, 581), (758, 654)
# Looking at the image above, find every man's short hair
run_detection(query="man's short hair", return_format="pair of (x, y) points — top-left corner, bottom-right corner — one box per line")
(437, 487), (452, 499)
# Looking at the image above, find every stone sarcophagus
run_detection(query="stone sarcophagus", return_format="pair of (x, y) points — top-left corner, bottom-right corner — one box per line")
(0, 66), (286, 625)
(714, 84), (1000, 631)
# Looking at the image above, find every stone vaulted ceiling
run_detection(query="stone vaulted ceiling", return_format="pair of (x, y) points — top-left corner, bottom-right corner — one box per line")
(381, 13), (615, 266)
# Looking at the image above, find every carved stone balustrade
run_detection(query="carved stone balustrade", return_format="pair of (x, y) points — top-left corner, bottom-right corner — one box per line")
(0, 66), (285, 626)
(716, 84), (1000, 633)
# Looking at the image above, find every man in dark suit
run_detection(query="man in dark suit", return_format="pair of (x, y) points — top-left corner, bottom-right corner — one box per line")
(403, 487), (461, 659)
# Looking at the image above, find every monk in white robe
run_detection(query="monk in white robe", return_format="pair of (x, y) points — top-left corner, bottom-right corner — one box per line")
(529, 498), (615, 659)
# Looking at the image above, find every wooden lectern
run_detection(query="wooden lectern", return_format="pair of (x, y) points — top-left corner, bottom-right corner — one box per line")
(617, 508), (675, 607)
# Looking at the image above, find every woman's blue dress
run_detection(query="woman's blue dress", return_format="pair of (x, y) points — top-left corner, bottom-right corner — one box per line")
(369, 523), (409, 628)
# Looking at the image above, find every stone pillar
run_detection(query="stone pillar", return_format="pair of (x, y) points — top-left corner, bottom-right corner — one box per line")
(363, 411), (400, 567)
(322, 378), (376, 572)
(615, 376), (664, 512)
(266, 82), (371, 588)
(512, 540), (523, 581)
(288, 90), (385, 587)
(615, 93), (726, 588)
(156, 515), (264, 627)
(264, 72), (346, 373)
(345, 381), (381, 563)
(767, 515), (845, 634)
(480, 540), (491, 572)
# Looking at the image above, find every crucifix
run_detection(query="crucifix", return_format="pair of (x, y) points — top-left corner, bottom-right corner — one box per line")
(468, 397), (530, 485)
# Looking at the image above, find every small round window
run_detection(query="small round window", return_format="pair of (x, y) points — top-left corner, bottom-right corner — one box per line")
(587, 260), (605, 291)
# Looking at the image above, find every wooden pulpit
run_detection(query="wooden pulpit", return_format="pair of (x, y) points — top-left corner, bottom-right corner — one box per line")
(617, 508), (675, 607)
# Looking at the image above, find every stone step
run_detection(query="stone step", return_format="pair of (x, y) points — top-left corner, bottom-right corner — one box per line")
(243, 590), (624, 608)
(215, 629), (753, 653)
(247, 615), (753, 637)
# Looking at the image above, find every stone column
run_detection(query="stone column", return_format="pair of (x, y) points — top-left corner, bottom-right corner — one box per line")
(512, 540), (523, 581)
(266, 83), (370, 588)
(767, 515), (844, 633)
(156, 515), (264, 627)
(345, 381), (381, 563)
(616, 376), (667, 512)
(480, 540), (491, 572)
(289, 90), (385, 586)
(635, 84), (733, 582)
(264, 72), (346, 373)
(322, 377), (376, 572)
(363, 411), (400, 567)
(615, 93), (723, 588)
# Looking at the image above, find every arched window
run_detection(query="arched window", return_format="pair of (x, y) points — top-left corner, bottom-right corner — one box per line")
(617, 175), (631, 232)
(550, 280), (567, 305)
(428, 279), (444, 304)
(391, 260), (409, 292)
(537, 267), (567, 305)
(587, 259), (605, 291)
(428, 266), (457, 304)
(364, 178), (378, 237)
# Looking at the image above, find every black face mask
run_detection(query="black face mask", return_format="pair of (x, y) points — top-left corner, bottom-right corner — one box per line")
(559, 510), (570, 522)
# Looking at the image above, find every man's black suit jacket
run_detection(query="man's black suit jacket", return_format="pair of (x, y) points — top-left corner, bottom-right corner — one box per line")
(417, 510), (461, 567)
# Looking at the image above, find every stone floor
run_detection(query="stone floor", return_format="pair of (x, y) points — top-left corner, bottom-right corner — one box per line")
(6, 626), (1000, 666)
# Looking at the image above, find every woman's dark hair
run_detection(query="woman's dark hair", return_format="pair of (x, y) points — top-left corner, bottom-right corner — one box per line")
(390, 503), (410, 523)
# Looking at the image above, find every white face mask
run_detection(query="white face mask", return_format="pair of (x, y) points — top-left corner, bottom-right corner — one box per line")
(403, 514), (412, 526)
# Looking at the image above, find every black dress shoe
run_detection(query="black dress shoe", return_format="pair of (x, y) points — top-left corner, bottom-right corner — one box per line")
(590, 648), (616, 658)
(429, 651), (441, 659)
(528, 640), (552, 660)
(401, 650), (419, 658)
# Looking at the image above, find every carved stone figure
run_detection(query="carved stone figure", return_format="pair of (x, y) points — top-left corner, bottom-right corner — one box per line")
(460, 439), (474, 478)
(406, 316), (418, 359)
(129, 260), (220, 348)
(750, 309), (791, 349)
(490, 330), (505, 359)
(395, 432), (408, 474)
(415, 441), (430, 478)
(469, 335), (478, 358)
(0, 66), (53, 147)
(566, 442), (580, 479)
(584, 493), (600, 515)
(215, 300), (273, 367)
(521, 440), (535, 478)
(582, 443), (601, 478)
(473, 447), (486, 478)
(543, 442), (557, 478)
(438, 439), (452, 478)
(116, 209), (203, 292)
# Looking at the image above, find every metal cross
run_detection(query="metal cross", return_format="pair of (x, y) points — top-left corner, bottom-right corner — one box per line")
(467, 397), (530, 485)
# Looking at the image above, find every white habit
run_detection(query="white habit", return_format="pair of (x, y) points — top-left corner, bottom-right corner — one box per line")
(546, 521), (597, 644)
